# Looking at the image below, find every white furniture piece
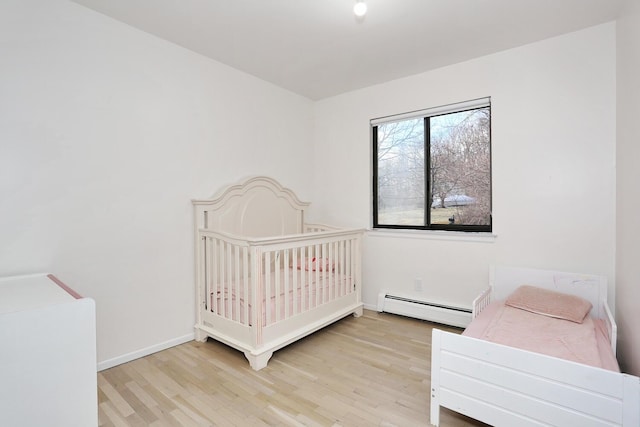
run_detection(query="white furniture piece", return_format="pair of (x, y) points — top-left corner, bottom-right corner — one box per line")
(430, 266), (640, 427)
(0, 274), (97, 427)
(193, 176), (364, 370)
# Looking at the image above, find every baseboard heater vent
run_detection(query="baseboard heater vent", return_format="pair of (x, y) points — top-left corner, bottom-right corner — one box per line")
(377, 292), (472, 328)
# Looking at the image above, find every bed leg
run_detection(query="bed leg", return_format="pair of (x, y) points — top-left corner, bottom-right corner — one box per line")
(194, 327), (208, 343)
(430, 406), (440, 426)
(430, 329), (441, 426)
(245, 351), (273, 371)
(353, 306), (363, 318)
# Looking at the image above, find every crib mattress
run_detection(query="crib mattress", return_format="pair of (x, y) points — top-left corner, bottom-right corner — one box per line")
(463, 301), (620, 372)
(209, 269), (352, 326)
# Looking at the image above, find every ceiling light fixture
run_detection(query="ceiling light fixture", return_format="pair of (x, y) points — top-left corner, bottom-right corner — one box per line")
(353, 1), (367, 17)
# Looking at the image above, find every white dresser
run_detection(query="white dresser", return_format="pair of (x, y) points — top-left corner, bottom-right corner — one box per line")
(0, 274), (97, 427)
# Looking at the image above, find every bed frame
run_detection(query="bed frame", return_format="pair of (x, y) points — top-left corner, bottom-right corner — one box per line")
(430, 266), (640, 427)
(193, 176), (364, 370)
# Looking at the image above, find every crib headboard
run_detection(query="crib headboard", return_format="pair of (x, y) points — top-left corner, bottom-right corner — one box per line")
(192, 176), (310, 237)
(489, 265), (608, 319)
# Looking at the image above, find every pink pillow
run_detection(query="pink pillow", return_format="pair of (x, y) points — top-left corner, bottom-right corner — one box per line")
(505, 285), (592, 324)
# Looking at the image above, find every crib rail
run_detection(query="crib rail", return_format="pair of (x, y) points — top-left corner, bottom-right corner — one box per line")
(603, 302), (617, 355)
(472, 287), (492, 319)
(305, 223), (341, 233)
(197, 228), (363, 331)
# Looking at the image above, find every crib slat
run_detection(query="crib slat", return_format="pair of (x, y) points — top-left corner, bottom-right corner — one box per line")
(340, 240), (345, 297)
(314, 244), (320, 309)
(318, 243), (330, 304)
(243, 246), (249, 325)
(220, 241), (225, 319)
(221, 242), (226, 319)
(265, 251), (272, 325)
(344, 240), (353, 294)
(292, 249), (299, 316)
(202, 237), (208, 312)
(337, 240), (341, 297)
(211, 237), (217, 316)
(227, 242), (232, 319)
(274, 250), (281, 323)
(346, 240), (350, 295)
(307, 247), (313, 312)
(252, 247), (262, 347)
(218, 240), (222, 317)
(234, 246), (241, 323)
(229, 243), (234, 319)
(284, 249), (290, 319)
(328, 242), (332, 302)
(217, 239), (223, 313)
(346, 239), (352, 294)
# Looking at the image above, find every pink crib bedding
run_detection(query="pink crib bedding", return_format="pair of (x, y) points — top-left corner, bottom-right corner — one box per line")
(463, 301), (620, 372)
(210, 269), (352, 326)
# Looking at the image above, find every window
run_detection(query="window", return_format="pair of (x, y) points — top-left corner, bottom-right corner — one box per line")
(372, 98), (491, 232)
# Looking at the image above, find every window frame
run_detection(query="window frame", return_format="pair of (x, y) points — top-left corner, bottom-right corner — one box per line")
(372, 99), (492, 233)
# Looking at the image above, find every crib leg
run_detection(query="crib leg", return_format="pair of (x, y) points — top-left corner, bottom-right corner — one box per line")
(353, 306), (363, 318)
(245, 351), (273, 371)
(194, 327), (208, 343)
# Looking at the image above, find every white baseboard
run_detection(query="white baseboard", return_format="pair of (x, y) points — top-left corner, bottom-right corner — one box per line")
(97, 333), (195, 371)
(377, 292), (472, 328)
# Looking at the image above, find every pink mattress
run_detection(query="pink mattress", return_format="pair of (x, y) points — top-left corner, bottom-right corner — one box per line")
(463, 301), (620, 372)
(210, 269), (352, 326)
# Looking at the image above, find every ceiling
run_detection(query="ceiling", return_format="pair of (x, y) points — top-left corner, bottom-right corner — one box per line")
(72, 0), (622, 100)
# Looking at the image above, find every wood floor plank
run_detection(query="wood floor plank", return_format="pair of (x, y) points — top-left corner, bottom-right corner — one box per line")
(98, 374), (136, 418)
(99, 401), (132, 427)
(98, 310), (488, 426)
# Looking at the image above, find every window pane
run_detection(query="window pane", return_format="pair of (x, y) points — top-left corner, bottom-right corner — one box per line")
(377, 118), (425, 226)
(430, 108), (491, 226)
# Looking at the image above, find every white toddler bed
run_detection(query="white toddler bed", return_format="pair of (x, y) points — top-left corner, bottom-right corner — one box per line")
(430, 266), (640, 427)
(193, 176), (364, 370)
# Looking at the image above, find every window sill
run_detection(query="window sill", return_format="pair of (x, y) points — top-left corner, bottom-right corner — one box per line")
(366, 228), (497, 243)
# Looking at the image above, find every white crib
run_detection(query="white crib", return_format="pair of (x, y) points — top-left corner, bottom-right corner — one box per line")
(192, 176), (364, 370)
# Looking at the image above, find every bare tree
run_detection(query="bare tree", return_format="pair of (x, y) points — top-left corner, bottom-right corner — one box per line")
(433, 108), (490, 225)
(376, 108), (490, 226)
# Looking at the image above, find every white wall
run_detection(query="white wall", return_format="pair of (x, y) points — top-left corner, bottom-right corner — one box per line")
(314, 24), (617, 311)
(616, 0), (640, 376)
(0, 0), (314, 368)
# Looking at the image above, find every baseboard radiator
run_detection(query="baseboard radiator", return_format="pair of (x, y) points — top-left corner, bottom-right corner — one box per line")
(377, 292), (472, 328)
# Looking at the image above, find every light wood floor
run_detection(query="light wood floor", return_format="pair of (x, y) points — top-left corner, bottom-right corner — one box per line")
(98, 310), (489, 426)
